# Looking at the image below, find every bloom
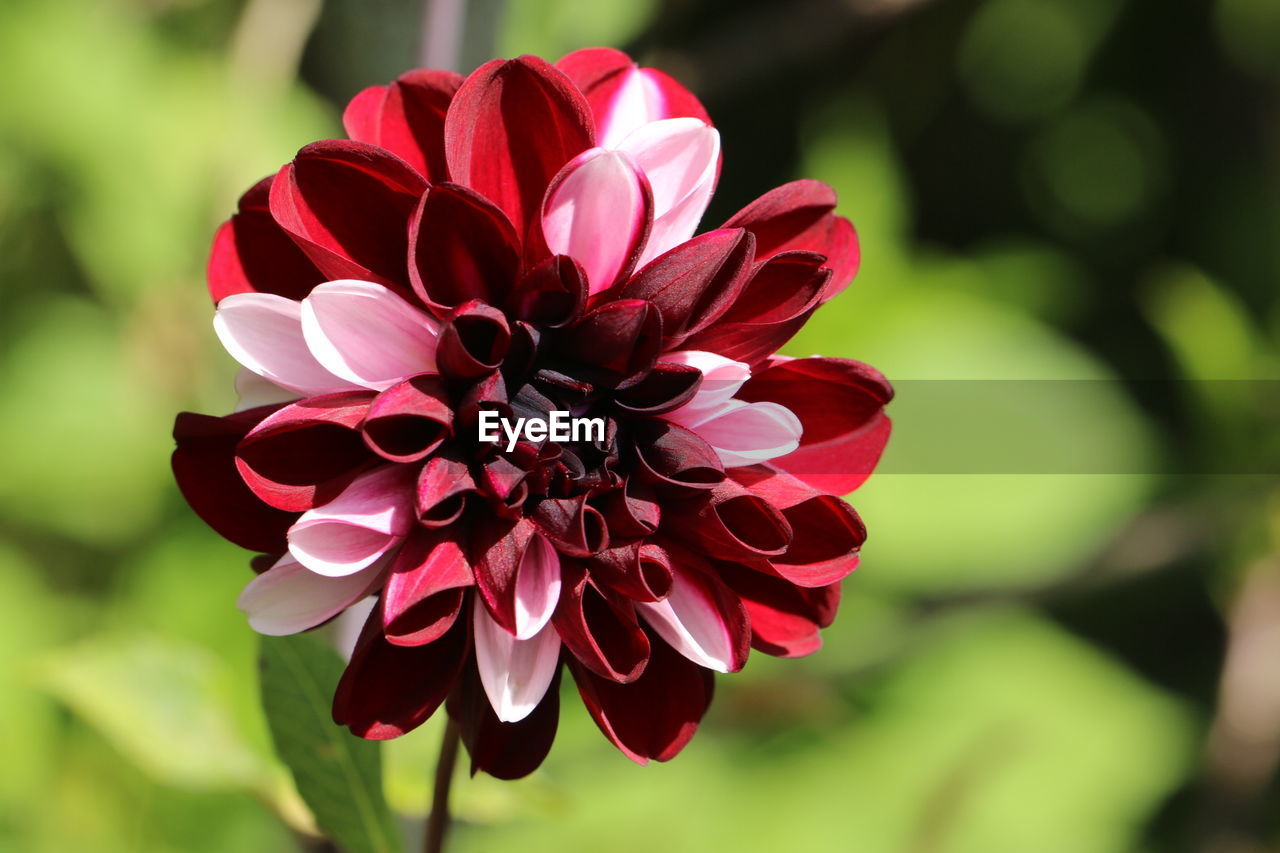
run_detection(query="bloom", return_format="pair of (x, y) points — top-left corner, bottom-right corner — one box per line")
(173, 48), (892, 777)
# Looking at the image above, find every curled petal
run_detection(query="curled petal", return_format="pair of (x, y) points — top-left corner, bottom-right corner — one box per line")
(416, 453), (476, 527)
(333, 607), (466, 739)
(631, 419), (725, 493)
(666, 478), (793, 561)
(613, 229), (754, 347)
(435, 300), (512, 380)
(172, 409), (296, 553)
(717, 560), (841, 658)
(268, 140), (427, 287)
(542, 149), (652, 295)
(235, 391), (377, 512)
(237, 552), (383, 636)
(723, 179), (860, 296)
(662, 350), (750, 412)
(570, 633), (714, 764)
(301, 280), (441, 391)
(448, 661), (560, 780)
(214, 293), (357, 397)
(382, 528), (473, 646)
(288, 465), (416, 576)
(408, 183), (520, 312)
(737, 356), (894, 494)
(636, 559), (750, 673)
(472, 596), (562, 723)
(556, 298), (662, 385)
(553, 563), (650, 682)
(361, 374), (453, 463)
(531, 496), (608, 559)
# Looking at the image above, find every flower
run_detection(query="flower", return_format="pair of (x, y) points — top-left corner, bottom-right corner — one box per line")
(173, 48), (893, 778)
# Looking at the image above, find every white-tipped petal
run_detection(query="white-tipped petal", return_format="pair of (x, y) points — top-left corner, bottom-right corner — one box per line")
(638, 569), (736, 673)
(287, 465), (415, 577)
(473, 597), (562, 723)
(237, 553), (381, 636)
(301, 280), (440, 391)
(214, 293), (356, 396)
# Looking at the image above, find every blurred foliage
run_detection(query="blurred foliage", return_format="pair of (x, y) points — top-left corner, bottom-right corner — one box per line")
(1, 0), (1277, 851)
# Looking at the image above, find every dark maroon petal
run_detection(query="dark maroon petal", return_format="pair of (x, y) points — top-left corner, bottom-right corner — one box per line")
(630, 419), (724, 493)
(587, 542), (672, 603)
(435, 300), (512, 380)
(360, 374), (452, 463)
(554, 562), (649, 682)
(172, 408), (296, 553)
(610, 228), (754, 347)
(732, 465), (865, 587)
(737, 357), (894, 494)
(448, 658), (560, 779)
(382, 527), (472, 646)
(469, 515), (535, 633)
(408, 184), (520, 313)
(614, 362), (702, 414)
(343, 70), (463, 182)
(531, 496), (608, 558)
(570, 632), (714, 764)
(416, 453), (475, 526)
(208, 178), (325, 303)
(444, 57), (594, 241)
(509, 255), (588, 328)
(333, 605), (467, 739)
(716, 561), (841, 658)
(594, 479), (661, 539)
(235, 391), (376, 512)
(456, 371), (510, 437)
(666, 478), (793, 561)
(269, 140), (427, 290)
(555, 47), (712, 129)
(680, 251), (829, 365)
(722, 179), (861, 296)
(555, 298), (662, 387)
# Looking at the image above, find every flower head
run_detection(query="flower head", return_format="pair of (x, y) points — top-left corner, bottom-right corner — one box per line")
(174, 48), (892, 777)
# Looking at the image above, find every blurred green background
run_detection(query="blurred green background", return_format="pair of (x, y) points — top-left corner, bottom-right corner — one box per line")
(2, 0), (1278, 850)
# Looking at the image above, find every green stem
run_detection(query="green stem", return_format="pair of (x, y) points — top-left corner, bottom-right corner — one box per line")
(424, 718), (462, 853)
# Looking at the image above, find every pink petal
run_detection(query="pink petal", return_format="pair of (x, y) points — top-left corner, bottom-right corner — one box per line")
(673, 400), (803, 469)
(637, 568), (739, 673)
(213, 293), (356, 396)
(472, 596), (562, 723)
(513, 532), (562, 640)
(616, 118), (719, 265)
(597, 67), (666, 148)
(236, 553), (383, 636)
(300, 280), (440, 391)
(542, 149), (651, 295)
(288, 465), (415, 576)
(663, 350), (750, 413)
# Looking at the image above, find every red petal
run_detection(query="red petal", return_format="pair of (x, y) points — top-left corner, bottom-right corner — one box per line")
(666, 478), (793, 561)
(208, 178), (325, 303)
(723, 179), (861, 296)
(382, 528), (472, 646)
(586, 542), (672, 603)
(343, 70), (463, 182)
(630, 419), (725, 493)
(332, 605), (467, 739)
(737, 357), (893, 494)
(469, 515), (535, 633)
(361, 374), (453, 463)
(553, 562), (650, 682)
(717, 561), (841, 658)
(570, 633), (714, 764)
(416, 453), (476, 527)
(172, 408), (296, 553)
(611, 228), (755, 347)
(679, 251), (829, 365)
(269, 140), (427, 290)
(531, 496), (609, 558)
(435, 300), (512, 381)
(444, 56), (594, 241)
(408, 183), (519, 313)
(556, 48), (712, 137)
(733, 466), (866, 587)
(234, 391), (376, 512)
(448, 658), (560, 779)
(555, 298), (662, 386)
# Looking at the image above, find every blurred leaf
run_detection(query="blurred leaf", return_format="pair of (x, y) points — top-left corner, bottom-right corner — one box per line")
(260, 633), (402, 853)
(34, 633), (269, 790)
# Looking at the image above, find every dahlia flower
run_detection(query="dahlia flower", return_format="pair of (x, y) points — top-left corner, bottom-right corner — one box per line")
(173, 48), (892, 778)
